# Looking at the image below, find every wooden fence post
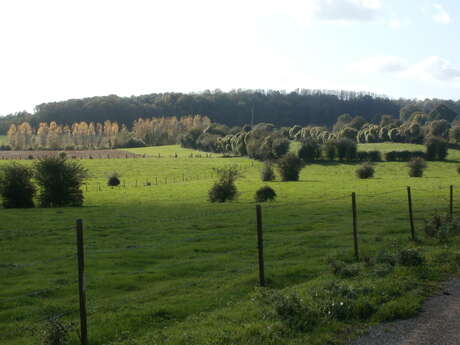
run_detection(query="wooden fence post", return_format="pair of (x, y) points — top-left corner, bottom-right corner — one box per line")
(256, 205), (265, 287)
(407, 186), (416, 240)
(450, 185), (453, 218)
(352, 192), (359, 260)
(76, 220), (88, 345)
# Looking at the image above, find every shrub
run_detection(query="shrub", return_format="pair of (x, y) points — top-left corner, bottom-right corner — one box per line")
(254, 288), (319, 331)
(368, 150), (382, 162)
(424, 214), (460, 243)
(357, 151), (369, 161)
(208, 165), (242, 203)
(408, 157), (427, 177)
(298, 140), (320, 163)
(457, 165), (460, 174)
(323, 141), (336, 160)
(335, 138), (357, 161)
(34, 156), (88, 207)
(384, 151), (397, 161)
(37, 319), (72, 345)
(107, 172), (121, 187)
(0, 164), (35, 208)
(329, 260), (361, 278)
(255, 186), (277, 202)
(260, 162), (275, 181)
(399, 248), (425, 266)
(425, 136), (448, 161)
(356, 163), (374, 179)
(277, 153), (304, 181)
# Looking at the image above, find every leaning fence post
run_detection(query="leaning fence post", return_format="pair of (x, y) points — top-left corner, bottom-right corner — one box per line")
(450, 185), (453, 218)
(352, 192), (359, 260)
(256, 205), (266, 287)
(407, 186), (416, 240)
(76, 219), (88, 345)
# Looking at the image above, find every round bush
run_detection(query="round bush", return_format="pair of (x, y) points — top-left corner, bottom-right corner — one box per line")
(277, 153), (304, 181)
(261, 162), (276, 181)
(356, 163), (374, 179)
(255, 186), (277, 202)
(208, 181), (237, 202)
(107, 173), (121, 187)
(408, 157), (427, 177)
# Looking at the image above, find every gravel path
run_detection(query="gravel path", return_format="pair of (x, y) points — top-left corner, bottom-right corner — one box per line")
(345, 279), (460, 345)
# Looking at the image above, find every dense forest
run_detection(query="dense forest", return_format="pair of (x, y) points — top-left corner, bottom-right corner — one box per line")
(2, 89), (459, 135)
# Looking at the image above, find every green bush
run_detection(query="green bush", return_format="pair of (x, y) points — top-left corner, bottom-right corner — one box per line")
(254, 288), (319, 331)
(277, 153), (304, 181)
(408, 157), (427, 177)
(298, 140), (320, 163)
(335, 138), (357, 161)
(0, 163), (35, 208)
(37, 319), (72, 345)
(399, 248), (425, 266)
(208, 165), (242, 203)
(107, 172), (121, 187)
(255, 186), (277, 202)
(323, 141), (336, 160)
(34, 156), (88, 207)
(424, 214), (460, 243)
(425, 136), (448, 161)
(260, 162), (275, 182)
(356, 163), (375, 179)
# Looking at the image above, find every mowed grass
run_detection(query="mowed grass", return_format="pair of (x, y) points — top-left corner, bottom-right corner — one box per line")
(1, 144), (460, 345)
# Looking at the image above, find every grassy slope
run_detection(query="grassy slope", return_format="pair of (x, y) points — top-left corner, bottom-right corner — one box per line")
(1, 144), (460, 345)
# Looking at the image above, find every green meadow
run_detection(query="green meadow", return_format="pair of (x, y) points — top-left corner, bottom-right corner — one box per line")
(1, 143), (460, 345)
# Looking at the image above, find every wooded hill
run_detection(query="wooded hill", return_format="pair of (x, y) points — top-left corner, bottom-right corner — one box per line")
(1, 89), (459, 134)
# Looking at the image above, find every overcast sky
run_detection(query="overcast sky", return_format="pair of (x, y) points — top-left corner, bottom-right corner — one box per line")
(0, 0), (459, 115)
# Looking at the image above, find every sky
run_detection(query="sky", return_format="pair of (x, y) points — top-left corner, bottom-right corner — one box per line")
(0, 0), (459, 115)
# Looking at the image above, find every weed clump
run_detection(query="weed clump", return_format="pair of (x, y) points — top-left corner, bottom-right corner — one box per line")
(208, 165), (242, 203)
(408, 157), (427, 177)
(260, 162), (275, 181)
(254, 288), (319, 331)
(424, 214), (460, 243)
(255, 186), (277, 203)
(355, 163), (375, 179)
(399, 248), (425, 266)
(37, 319), (72, 345)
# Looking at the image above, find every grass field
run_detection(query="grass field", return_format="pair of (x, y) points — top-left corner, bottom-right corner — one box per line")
(2, 143), (460, 345)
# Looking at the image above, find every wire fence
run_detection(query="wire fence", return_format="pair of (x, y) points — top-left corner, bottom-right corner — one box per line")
(1, 184), (457, 345)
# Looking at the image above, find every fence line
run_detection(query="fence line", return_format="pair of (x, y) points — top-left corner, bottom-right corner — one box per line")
(2, 184), (457, 345)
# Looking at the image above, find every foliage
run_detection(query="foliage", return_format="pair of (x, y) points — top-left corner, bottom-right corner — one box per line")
(398, 248), (425, 266)
(425, 136), (448, 161)
(254, 288), (319, 331)
(297, 140), (320, 163)
(276, 153), (304, 181)
(384, 150), (425, 161)
(408, 158), (427, 177)
(208, 165), (242, 203)
(260, 162), (276, 181)
(356, 163), (375, 179)
(254, 186), (277, 202)
(0, 163), (35, 208)
(108, 172), (121, 187)
(335, 138), (357, 161)
(424, 214), (460, 243)
(34, 156), (88, 207)
(36, 319), (72, 345)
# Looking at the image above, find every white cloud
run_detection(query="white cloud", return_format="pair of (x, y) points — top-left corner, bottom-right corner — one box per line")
(349, 55), (460, 84)
(312, 0), (382, 22)
(349, 56), (408, 74)
(432, 3), (451, 24)
(404, 56), (460, 82)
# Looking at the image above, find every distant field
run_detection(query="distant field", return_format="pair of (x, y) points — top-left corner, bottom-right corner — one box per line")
(1, 144), (460, 345)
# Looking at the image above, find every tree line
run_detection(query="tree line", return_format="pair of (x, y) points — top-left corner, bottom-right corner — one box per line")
(0, 89), (431, 133)
(5, 115), (209, 150)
